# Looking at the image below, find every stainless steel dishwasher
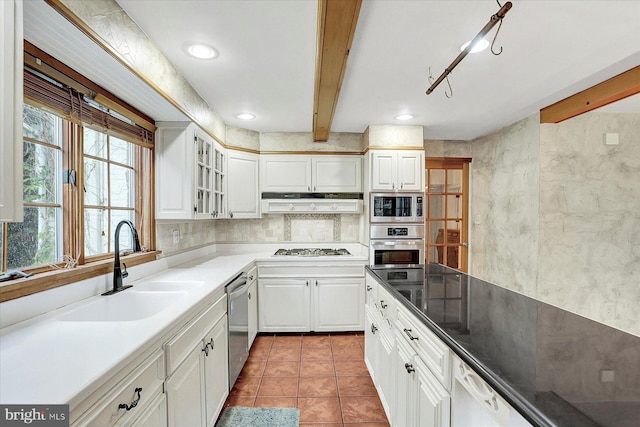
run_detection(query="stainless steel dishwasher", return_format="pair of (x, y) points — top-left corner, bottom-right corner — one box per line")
(226, 272), (249, 389)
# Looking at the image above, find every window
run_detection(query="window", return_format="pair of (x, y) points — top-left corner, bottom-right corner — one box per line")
(83, 129), (136, 257)
(5, 105), (63, 270)
(0, 46), (155, 295)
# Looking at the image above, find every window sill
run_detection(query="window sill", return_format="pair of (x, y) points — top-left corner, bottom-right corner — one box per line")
(0, 251), (160, 302)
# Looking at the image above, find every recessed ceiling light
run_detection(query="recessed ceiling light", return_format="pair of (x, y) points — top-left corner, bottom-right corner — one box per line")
(237, 113), (255, 120)
(185, 43), (218, 59)
(460, 39), (490, 53)
(394, 114), (414, 121)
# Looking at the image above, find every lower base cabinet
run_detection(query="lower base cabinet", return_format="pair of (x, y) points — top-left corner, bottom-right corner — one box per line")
(258, 264), (365, 333)
(166, 315), (228, 427)
(394, 334), (451, 427)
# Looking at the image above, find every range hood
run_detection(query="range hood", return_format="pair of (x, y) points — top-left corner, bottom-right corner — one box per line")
(261, 193), (363, 214)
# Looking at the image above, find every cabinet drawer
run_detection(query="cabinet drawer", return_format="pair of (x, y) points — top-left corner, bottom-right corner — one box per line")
(165, 293), (227, 375)
(258, 264), (364, 278)
(396, 303), (451, 390)
(72, 351), (165, 427)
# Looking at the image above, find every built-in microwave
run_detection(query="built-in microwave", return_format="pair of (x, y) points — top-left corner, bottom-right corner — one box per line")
(370, 192), (424, 223)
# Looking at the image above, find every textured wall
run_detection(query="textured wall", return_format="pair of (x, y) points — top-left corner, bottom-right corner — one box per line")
(259, 132), (363, 152)
(469, 114), (541, 297)
(538, 112), (640, 335)
(425, 139), (471, 158)
(364, 125), (424, 148)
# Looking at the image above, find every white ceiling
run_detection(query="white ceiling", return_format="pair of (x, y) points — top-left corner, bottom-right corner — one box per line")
(24, 0), (640, 141)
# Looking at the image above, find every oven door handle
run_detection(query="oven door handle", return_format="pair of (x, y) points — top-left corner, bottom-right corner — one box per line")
(379, 241), (422, 246)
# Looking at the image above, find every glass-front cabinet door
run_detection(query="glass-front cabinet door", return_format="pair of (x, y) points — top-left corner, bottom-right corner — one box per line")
(194, 131), (213, 218)
(212, 142), (225, 218)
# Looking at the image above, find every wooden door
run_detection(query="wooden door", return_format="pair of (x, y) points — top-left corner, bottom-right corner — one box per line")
(425, 158), (470, 272)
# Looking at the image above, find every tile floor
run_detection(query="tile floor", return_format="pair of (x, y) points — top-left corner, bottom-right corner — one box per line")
(224, 333), (390, 427)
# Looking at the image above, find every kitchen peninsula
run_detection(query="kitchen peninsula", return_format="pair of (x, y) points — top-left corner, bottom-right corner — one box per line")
(366, 264), (640, 427)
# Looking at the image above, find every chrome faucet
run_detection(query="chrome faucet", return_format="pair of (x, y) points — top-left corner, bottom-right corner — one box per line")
(103, 220), (141, 296)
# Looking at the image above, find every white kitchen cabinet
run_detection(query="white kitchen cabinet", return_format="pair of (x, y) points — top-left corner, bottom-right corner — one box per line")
(156, 122), (224, 219)
(313, 278), (364, 332)
(227, 150), (259, 218)
(165, 293), (228, 427)
(247, 266), (258, 348)
(0, 0), (23, 222)
(212, 141), (226, 218)
(260, 154), (362, 193)
(260, 155), (312, 193)
(394, 320), (451, 427)
(258, 264), (365, 333)
(370, 150), (424, 191)
(258, 278), (311, 332)
(71, 350), (166, 427)
(312, 156), (362, 192)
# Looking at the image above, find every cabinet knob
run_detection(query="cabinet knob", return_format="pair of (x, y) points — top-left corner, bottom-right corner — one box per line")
(308, 186), (311, 191)
(310, 203), (316, 210)
(248, 292), (251, 300)
(400, 183), (404, 189)
(289, 204), (294, 211)
(371, 324), (378, 334)
(313, 186), (316, 192)
(366, 285), (372, 291)
(380, 300), (388, 309)
(392, 183), (395, 190)
(404, 363), (415, 374)
(306, 280), (309, 287)
(229, 210), (234, 218)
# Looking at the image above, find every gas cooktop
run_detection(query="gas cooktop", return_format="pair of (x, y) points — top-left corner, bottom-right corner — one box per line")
(273, 248), (351, 256)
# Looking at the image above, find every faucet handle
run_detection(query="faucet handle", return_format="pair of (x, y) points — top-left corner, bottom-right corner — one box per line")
(122, 263), (129, 279)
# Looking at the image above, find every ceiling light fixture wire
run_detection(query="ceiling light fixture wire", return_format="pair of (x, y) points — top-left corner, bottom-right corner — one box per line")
(426, 0), (512, 96)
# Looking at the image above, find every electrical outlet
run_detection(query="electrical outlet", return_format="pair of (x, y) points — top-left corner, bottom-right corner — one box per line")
(172, 230), (180, 244)
(600, 369), (615, 383)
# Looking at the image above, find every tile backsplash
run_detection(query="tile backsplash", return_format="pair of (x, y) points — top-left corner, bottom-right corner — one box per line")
(157, 214), (361, 255)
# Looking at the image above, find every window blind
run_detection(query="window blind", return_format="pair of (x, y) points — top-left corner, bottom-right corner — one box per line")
(24, 69), (154, 148)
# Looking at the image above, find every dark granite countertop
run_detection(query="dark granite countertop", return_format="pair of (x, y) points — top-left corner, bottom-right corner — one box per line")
(367, 263), (640, 427)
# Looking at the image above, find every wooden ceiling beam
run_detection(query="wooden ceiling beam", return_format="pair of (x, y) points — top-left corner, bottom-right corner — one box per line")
(313, 0), (362, 142)
(540, 65), (640, 123)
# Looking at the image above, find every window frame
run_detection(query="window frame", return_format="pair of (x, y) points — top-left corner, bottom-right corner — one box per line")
(0, 45), (157, 302)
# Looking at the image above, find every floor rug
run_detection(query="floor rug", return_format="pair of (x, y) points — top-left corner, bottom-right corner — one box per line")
(215, 407), (300, 427)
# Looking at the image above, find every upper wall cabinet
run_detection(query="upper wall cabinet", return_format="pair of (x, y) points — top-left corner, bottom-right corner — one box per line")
(227, 150), (260, 219)
(370, 150), (424, 192)
(155, 122), (225, 220)
(312, 156), (362, 193)
(260, 154), (362, 193)
(0, 0), (23, 222)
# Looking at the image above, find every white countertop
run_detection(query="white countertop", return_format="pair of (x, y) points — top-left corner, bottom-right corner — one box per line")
(0, 248), (367, 409)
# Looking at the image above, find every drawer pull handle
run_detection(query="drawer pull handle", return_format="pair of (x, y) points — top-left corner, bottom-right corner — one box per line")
(119, 387), (142, 411)
(202, 338), (215, 356)
(380, 300), (388, 309)
(405, 363), (415, 374)
(366, 286), (372, 291)
(248, 292), (251, 300)
(371, 324), (378, 334)
(403, 328), (419, 341)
